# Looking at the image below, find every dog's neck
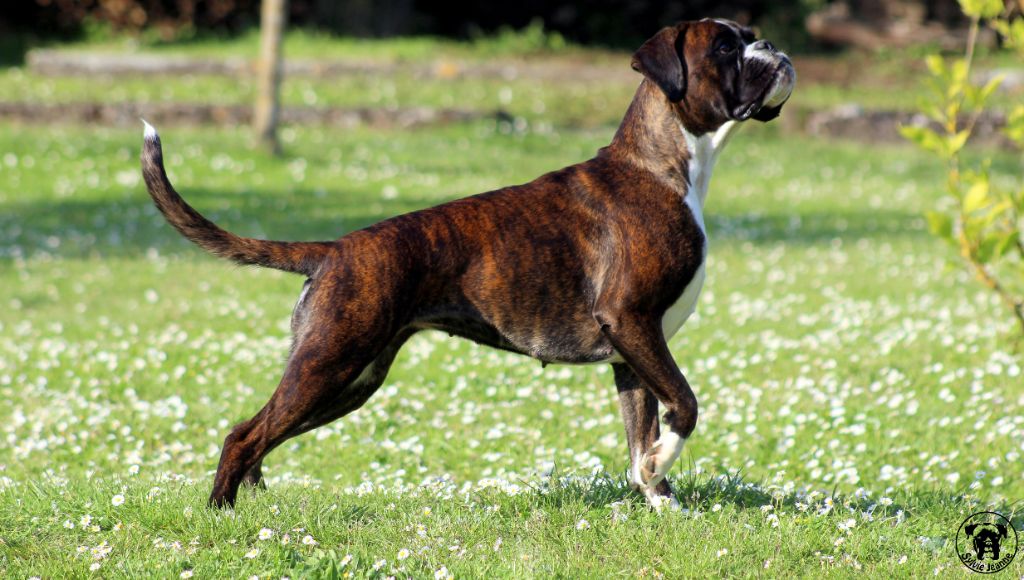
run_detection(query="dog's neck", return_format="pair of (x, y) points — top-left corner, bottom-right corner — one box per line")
(606, 80), (741, 206)
(679, 119), (739, 208)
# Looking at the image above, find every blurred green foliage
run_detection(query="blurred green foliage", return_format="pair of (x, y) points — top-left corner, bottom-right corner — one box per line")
(901, 0), (1024, 337)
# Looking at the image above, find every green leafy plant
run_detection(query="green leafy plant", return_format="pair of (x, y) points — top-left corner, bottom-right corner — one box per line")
(901, 0), (1024, 337)
(470, 19), (568, 56)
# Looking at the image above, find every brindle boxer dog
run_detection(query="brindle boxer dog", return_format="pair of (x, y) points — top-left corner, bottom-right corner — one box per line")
(141, 18), (795, 508)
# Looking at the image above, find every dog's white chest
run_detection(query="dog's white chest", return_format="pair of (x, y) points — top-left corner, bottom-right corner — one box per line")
(661, 190), (707, 341)
(659, 124), (734, 342)
(593, 123), (736, 364)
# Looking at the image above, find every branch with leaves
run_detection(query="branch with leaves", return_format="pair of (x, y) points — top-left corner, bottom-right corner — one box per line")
(901, 0), (1024, 337)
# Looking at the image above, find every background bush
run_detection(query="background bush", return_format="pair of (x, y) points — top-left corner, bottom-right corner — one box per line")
(5, 0), (975, 49)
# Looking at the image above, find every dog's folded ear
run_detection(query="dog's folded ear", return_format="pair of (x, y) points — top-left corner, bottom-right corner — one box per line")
(631, 25), (688, 103)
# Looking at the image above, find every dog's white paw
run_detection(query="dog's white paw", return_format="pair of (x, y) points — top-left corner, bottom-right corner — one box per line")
(646, 492), (681, 512)
(637, 431), (685, 489)
(628, 474), (680, 511)
(629, 435), (685, 511)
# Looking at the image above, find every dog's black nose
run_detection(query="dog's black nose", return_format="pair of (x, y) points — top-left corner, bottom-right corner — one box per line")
(752, 40), (775, 52)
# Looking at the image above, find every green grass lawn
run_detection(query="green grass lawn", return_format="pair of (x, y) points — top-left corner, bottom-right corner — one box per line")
(42, 24), (595, 62)
(2, 119), (1022, 577)
(4, 27), (1023, 115)
(0, 67), (639, 130)
(1, 32), (1024, 577)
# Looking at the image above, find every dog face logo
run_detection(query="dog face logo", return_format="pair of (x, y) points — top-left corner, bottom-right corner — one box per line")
(956, 511), (1018, 573)
(966, 523), (1008, 561)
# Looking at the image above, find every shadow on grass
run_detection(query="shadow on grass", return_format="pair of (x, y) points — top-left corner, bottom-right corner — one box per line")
(1, 187), (927, 263)
(1, 188), (426, 262)
(707, 208), (925, 245)
(509, 468), (1021, 532)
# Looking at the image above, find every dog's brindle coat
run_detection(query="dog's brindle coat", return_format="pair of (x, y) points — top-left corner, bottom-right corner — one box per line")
(141, 18), (795, 508)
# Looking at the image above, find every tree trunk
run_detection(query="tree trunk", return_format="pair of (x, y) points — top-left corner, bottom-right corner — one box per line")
(254, 0), (287, 156)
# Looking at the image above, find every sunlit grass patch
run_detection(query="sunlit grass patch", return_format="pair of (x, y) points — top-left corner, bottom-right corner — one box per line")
(1, 116), (1022, 576)
(51, 25), (595, 62)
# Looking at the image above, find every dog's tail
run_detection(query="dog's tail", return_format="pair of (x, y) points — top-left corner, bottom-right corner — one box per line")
(140, 121), (335, 276)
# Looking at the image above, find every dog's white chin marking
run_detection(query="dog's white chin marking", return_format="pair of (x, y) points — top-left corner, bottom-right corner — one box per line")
(762, 66), (795, 108)
(743, 44), (796, 109)
(765, 75), (794, 108)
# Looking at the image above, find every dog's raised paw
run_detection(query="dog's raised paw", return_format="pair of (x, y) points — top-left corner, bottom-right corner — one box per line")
(638, 432), (685, 489)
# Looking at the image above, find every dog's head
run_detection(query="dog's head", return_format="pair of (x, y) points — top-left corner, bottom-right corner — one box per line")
(631, 18), (796, 134)
(965, 523), (1008, 560)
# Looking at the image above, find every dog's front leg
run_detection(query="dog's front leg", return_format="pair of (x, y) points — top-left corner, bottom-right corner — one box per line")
(613, 363), (677, 506)
(597, 313), (698, 506)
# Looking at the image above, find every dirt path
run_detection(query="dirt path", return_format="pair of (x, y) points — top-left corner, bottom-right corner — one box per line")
(0, 99), (1011, 147)
(26, 49), (636, 83)
(0, 101), (500, 129)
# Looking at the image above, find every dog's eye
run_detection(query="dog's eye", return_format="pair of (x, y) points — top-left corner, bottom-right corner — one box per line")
(716, 41), (737, 55)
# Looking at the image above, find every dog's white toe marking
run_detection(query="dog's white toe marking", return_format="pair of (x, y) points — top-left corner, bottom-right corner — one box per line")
(630, 435), (685, 510)
(641, 430), (685, 488)
(630, 451), (644, 489)
(646, 492), (681, 512)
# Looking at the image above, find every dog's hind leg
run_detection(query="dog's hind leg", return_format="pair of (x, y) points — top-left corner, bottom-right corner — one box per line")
(296, 329), (416, 430)
(241, 461), (266, 488)
(243, 328), (416, 490)
(215, 329), (415, 503)
(208, 339), (382, 508)
(236, 290), (414, 491)
(613, 363), (677, 508)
